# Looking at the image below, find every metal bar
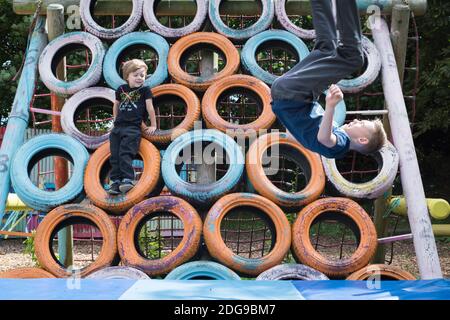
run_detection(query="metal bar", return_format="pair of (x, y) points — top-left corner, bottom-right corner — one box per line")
(0, 230), (33, 237)
(371, 17), (442, 279)
(0, 16), (47, 222)
(30, 107), (62, 116)
(345, 110), (389, 115)
(378, 233), (413, 244)
(13, 0), (429, 16)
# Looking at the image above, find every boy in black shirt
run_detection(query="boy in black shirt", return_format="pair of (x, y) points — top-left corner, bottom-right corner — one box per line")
(108, 59), (157, 195)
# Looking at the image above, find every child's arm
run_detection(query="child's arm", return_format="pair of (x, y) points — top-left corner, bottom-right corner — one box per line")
(144, 99), (157, 134)
(317, 84), (343, 148)
(112, 100), (119, 122)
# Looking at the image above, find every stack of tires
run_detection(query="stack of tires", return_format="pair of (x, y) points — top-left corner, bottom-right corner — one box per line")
(5, 0), (410, 281)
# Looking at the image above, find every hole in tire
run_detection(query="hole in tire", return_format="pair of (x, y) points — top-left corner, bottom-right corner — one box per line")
(216, 87), (264, 125)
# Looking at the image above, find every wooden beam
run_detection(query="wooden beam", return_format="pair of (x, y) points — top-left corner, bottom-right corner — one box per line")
(13, 0), (428, 16)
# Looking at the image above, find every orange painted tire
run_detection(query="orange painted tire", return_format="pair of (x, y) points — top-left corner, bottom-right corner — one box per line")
(203, 193), (291, 276)
(141, 84), (201, 145)
(117, 196), (202, 276)
(34, 204), (118, 278)
(167, 32), (240, 91)
(202, 74), (276, 138)
(291, 197), (377, 278)
(0, 267), (56, 278)
(84, 139), (161, 214)
(346, 264), (416, 280)
(246, 132), (325, 208)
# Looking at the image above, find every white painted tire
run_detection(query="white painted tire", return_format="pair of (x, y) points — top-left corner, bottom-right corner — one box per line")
(256, 264), (329, 280)
(321, 141), (399, 199)
(85, 266), (150, 279)
(275, 0), (315, 39)
(38, 31), (105, 96)
(61, 87), (115, 149)
(80, 0), (143, 39)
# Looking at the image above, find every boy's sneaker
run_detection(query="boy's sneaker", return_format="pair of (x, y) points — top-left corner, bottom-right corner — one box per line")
(119, 179), (136, 193)
(107, 181), (121, 195)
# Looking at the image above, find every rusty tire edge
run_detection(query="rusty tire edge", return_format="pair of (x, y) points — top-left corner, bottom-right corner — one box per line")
(291, 197), (378, 277)
(346, 264), (416, 280)
(203, 193), (291, 276)
(117, 196), (202, 276)
(0, 267), (56, 279)
(34, 204), (117, 278)
(246, 132), (325, 208)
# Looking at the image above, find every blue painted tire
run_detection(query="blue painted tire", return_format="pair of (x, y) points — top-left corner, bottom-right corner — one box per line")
(338, 36), (381, 93)
(103, 32), (169, 90)
(165, 261), (241, 280)
(241, 30), (310, 85)
(39, 32), (105, 96)
(209, 0), (274, 41)
(143, 0), (208, 38)
(10, 134), (89, 212)
(162, 129), (245, 206)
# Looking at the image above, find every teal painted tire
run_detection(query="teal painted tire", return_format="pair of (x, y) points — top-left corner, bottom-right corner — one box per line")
(165, 261), (241, 280)
(209, 0), (274, 41)
(10, 133), (89, 212)
(103, 32), (169, 90)
(162, 129), (244, 207)
(241, 29), (310, 85)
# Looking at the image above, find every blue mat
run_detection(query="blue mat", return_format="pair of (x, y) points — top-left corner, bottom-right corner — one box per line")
(0, 279), (448, 300)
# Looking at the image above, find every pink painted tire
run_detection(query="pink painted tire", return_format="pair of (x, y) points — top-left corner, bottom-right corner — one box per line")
(275, 0), (315, 39)
(80, 0), (143, 39)
(61, 87), (115, 149)
(143, 0), (208, 38)
(38, 31), (105, 96)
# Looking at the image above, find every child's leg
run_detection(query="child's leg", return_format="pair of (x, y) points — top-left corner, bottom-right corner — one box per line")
(109, 127), (121, 183)
(118, 126), (141, 182)
(336, 0), (362, 46)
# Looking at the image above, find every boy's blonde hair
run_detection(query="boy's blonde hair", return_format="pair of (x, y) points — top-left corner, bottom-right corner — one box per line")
(122, 59), (148, 81)
(360, 118), (387, 154)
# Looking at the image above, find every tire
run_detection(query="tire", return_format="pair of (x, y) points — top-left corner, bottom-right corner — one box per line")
(241, 29), (310, 85)
(167, 32), (240, 91)
(256, 264), (329, 280)
(60, 87), (115, 149)
(291, 197), (378, 278)
(39, 31), (105, 96)
(209, 0), (274, 41)
(165, 261), (241, 280)
(275, 0), (316, 39)
(117, 196), (202, 276)
(162, 129), (245, 207)
(0, 267), (56, 279)
(203, 193), (291, 276)
(84, 139), (161, 215)
(85, 266), (150, 279)
(346, 264), (416, 280)
(246, 132), (325, 209)
(80, 0), (143, 39)
(10, 133), (89, 212)
(103, 32), (169, 90)
(201, 75), (275, 137)
(34, 204), (118, 278)
(143, 0), (208, 38)
(321, 141), (399, 199)
(142, 84), (201, 145)
(338, 36), (381, 93)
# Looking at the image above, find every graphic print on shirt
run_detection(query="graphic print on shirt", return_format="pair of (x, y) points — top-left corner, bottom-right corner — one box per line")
(119, 89), (141, 112)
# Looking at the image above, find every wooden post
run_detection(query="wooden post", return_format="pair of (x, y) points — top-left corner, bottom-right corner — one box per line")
(47, 3), (73, 268)
(371, 17), (442, 279)
(372, 4), (410, 263)
(0, 17), (47, 222)
(12, 0), (429, 16)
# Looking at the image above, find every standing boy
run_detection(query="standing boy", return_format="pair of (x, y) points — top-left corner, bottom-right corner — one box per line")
(108, 59), (157, 195)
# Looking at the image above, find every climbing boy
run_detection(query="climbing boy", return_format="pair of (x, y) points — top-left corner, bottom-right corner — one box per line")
(271, 0), (387, 158)
(108, 59), (157, 195)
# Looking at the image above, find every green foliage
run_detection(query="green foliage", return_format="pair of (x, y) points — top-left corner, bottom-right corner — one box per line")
(23, 230), (40, 267)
